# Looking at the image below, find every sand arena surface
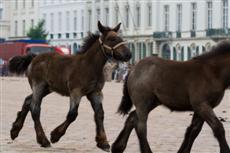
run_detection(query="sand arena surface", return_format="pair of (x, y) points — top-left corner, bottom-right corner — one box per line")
(0, 77), (230, 153)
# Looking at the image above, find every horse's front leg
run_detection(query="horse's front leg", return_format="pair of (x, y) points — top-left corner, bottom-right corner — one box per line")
(87, 92), (110, 152)
(50, 91), (82, 143)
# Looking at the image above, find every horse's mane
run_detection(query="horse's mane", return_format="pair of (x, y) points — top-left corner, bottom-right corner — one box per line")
(193, 40), (230, 60)
(77, 33), (100, 54)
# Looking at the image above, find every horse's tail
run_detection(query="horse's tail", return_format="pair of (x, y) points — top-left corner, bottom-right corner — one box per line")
(9, 54), (36, 75)
(117, 72), (133, 115)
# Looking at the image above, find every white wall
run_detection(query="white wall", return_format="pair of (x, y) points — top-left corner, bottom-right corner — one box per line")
(0, 0), (10, 39)
(9, 0), (39, 38)
(39, 0), (85, 53)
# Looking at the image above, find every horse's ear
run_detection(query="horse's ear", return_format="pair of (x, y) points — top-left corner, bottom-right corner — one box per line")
(98, 21), (105, 33)
(113, 23), (121, 32)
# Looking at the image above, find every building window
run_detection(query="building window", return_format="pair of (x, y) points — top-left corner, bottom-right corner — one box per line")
(31, 0), (34, 8)
(88, 10), (92, 31)
(58, 33), (62, 39)
(14, 20), (18, 36)
(191, 3), (197, 31)
(181, 47), (184, 61)
(177, 4), (182, 31)
(162, 44), (171, 60)
(207, 1), (213, 29)
(58, 12), (62, 31)
(105, 8), (109, 26)
(148, 42), (153, 56)
(74, 10), (77, 31)
(223, 0), (228, 29)
(66, 11), (70, 32)
(81, 10), (84, 31)
(73, 32), (77, 38)
(66, 33), (69, 39)
(164, 5), (169, 31)
(136, 5), (141, 27)
(138, 43), (142, 60)
(196, 46), (199, 56)
(22, 20), (26, 36)
(50, 34), (53, 39)
(115, 5), (119, 24)
(50, 13), (54, 33)
(43, 13), (47, 30)
(23, 0), (26, 8)
(96, 8), (100, 22)
(15, 0), (18, 9)
(187, 47), (192, 60)
(173, 47), (177, 60)
(0, 8), (2, 20)
(147, 3), (152, 27)
(142, 43), (146, 58)
(31, 19), (34, 28)
(125, 5), (129, 28)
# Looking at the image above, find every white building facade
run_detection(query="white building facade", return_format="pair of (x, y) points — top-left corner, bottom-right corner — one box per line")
(3, 0), (229, 60)
(8, 0), (39, 39)
(0, 0), (10, 41)
(39, 0), (85, 54)
(153, 0), (230, 62)
(85, 0), (230, 63)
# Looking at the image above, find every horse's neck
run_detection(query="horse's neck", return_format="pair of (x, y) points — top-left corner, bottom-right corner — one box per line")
(83, 41), (107, 72)
(220, 61), (230, 88)
(212, 57), (230, 88)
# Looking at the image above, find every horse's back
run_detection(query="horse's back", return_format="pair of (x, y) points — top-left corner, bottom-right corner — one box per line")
(128, 56), (205, 111)
(27, 53), (75, 95)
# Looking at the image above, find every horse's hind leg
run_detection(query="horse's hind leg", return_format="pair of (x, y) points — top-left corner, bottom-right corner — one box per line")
(87, 92), (110, 152)
(177, 113), (204, 153)
(112, 111), (137, 153)
(135, 108), (153, 153)
(11, 94), (32, 140)
(30, 83), (51, 147)
(50, 92), (81, 143)
(195, 103), (230, 153)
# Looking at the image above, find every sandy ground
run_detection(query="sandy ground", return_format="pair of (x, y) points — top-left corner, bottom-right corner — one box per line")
(0, 77), (230, 153)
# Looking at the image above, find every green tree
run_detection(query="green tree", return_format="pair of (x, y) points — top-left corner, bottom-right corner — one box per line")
(27, 20), (48, 40)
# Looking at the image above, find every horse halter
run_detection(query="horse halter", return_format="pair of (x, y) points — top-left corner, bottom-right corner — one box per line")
(98, 37), (127, 59)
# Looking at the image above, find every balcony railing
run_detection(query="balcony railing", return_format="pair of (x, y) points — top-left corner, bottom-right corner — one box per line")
(206, 28), (230, 37)
(153, 31), (172, 39)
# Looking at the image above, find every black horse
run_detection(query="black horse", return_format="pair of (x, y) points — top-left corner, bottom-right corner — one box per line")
(9, 21), (131, 152)
(112, 40), (230, 153)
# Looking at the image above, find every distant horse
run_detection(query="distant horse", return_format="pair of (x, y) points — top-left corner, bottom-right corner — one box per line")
(9, 21), (131, 152)
(112, 40), (230, 153)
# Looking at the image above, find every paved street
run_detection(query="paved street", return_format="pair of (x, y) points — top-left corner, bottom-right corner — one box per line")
(0, 77), (230, 153)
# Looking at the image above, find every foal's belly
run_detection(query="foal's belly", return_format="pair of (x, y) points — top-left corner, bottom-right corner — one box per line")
(47, 79), (70, 96)
(156, 91), (193, 111)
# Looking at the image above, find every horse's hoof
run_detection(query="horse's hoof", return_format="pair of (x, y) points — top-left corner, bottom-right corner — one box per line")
(97, 143), (110, 152)
(50, 130), (64, 143)
(111, 143), (124, 153)
(37, 138), (51, 148)
(40, 141), (51, 148)
(10, 127), (19, 140)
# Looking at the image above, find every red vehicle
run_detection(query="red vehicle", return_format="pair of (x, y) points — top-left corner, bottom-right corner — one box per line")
(0, 42), (70, 62)
(0, 42), (70, 76)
